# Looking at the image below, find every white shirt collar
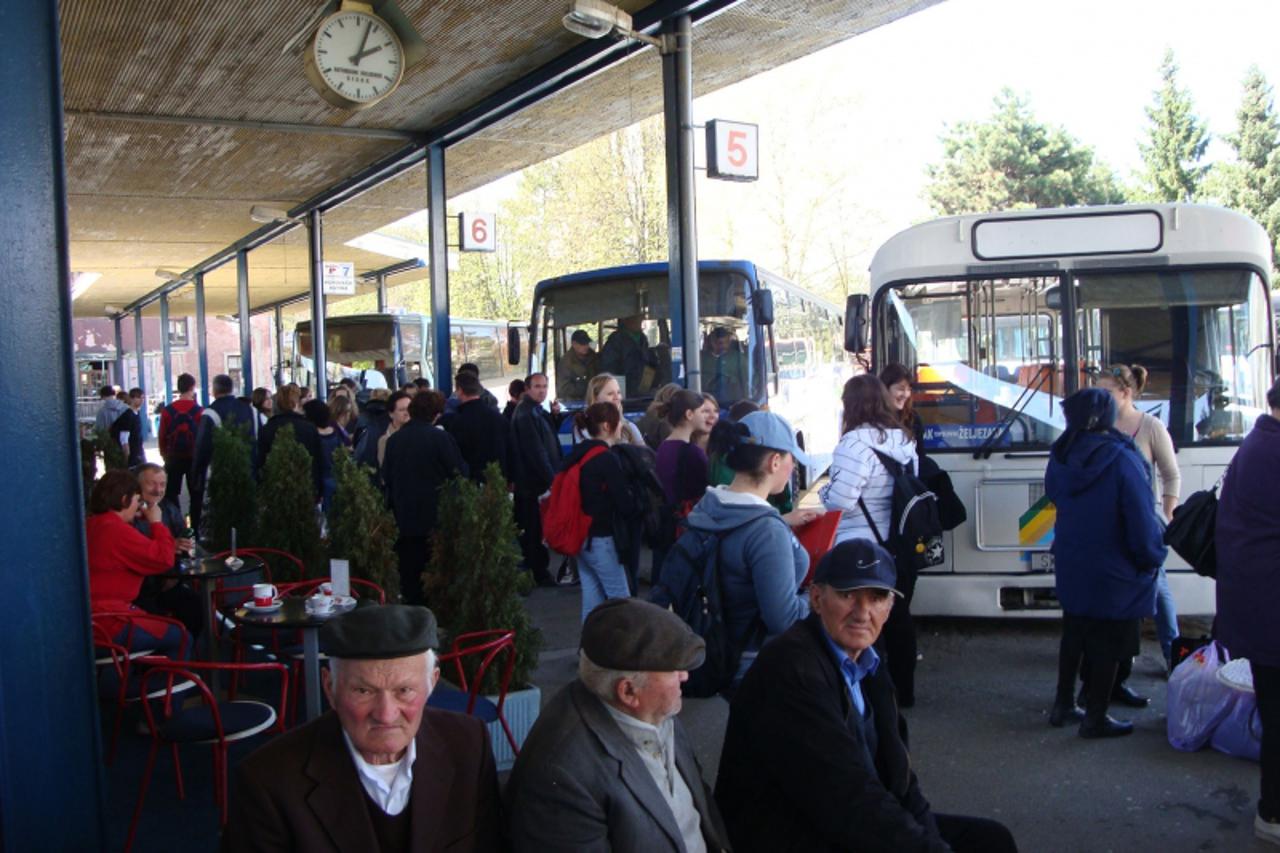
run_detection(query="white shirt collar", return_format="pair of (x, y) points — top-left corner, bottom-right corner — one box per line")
(341, 730), (416, 816)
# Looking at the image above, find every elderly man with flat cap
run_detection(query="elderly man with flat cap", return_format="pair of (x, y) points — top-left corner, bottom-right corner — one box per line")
(223, 605), (502, 853)
(505, 598), (730, 853)
(715, 540), (1017, 853)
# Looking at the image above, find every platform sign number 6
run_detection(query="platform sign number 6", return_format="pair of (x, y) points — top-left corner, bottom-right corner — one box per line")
(459, 212), (496, 252)
(706, 119), (758, 182)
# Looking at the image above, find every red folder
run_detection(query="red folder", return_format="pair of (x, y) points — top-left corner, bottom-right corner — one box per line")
(795, 510), (842, 587)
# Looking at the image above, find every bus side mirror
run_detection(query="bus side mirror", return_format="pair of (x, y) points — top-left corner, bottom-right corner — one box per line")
(507, 326), (521, 366)
(845, 294), (869, 352)
(753, 289), (774, 326)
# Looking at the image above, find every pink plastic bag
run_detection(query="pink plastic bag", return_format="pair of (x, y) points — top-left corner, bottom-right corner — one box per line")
(1210, 690), (1263, 761)
(1167, 641), (1237, 751)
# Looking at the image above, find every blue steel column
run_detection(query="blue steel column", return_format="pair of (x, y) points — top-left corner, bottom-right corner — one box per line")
(112, 315), (125, 387)
(159, 294), (173, 401)
(0, 1), (106, 848)
(237, 249), (254, 393)
(427, 144), (452, 395)
(377, 272), (388, 313)
(134, 310), (146, 399)
(274, 305), (285, 386)
(308, 209), (328, 402)
(662, 16), (700, 391)
(194, 271), (210, 403)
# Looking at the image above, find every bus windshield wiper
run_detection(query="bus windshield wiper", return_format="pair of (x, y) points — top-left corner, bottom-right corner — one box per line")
(972, 367), (1053, 460)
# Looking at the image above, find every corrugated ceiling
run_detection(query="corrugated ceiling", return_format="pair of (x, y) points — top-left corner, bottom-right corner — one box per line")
(62, 0), (940, 317)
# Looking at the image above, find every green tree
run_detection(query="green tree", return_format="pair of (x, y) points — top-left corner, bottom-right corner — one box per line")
(328, 447), (401, 601)
(1210, 66), (1280, 263)
(256, 426), (323, 582)
(925, 89), (1124, 215)
(204, 422), (257, 552)
(425, 462), (542, 692)
(1138, 50), (1210, 202)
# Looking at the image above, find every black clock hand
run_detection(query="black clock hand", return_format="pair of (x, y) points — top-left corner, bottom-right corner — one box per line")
(352, 44), (384, 62)
(350, 20), (372, 66)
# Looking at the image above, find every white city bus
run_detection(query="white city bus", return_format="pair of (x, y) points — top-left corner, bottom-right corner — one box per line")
(849, 204), (1275, 617)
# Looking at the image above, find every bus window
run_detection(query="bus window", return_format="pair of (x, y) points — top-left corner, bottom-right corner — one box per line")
(461, 324), (501, 378)
(1075, 268), (1270, 444)
(880, 276), (1065, 450)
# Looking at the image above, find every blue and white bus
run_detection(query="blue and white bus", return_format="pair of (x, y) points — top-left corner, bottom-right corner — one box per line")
(519, 260), (851, 486)
(850, 203), (1275, 617)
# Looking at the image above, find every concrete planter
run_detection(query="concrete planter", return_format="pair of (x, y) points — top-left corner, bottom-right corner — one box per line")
(488, 684), (541, 771)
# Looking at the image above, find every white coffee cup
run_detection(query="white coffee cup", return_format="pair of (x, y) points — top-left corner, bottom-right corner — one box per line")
(310, 594), (334, 613)
(319, 582), (334, 597)
(252, 583), (278, 607)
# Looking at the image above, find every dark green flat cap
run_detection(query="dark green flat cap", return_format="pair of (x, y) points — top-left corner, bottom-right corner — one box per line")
(581, 598), (705, 672)
(320, 604), (438, 659)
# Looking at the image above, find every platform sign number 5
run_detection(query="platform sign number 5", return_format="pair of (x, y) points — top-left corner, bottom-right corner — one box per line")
(459, 212), (496, 252)
(706, 119), (758, 182)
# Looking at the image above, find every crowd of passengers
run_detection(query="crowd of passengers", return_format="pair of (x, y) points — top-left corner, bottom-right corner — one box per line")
(84, 354), (1280, 851)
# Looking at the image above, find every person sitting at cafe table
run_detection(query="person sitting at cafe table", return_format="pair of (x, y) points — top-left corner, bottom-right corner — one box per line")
(86, 469), (188, 660)
(223, 604), (502, 853)
(128, 462), (202, 638)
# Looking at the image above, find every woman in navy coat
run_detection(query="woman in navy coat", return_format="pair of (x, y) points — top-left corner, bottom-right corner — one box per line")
(1216, 379), (1280, 842)
(1045, 388), (1167, 738)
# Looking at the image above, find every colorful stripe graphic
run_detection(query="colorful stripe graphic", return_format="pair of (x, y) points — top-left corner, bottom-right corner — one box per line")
(1018, 494), (1056, 547)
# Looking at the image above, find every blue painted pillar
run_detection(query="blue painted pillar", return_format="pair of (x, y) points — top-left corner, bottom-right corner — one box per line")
(274, 305), (285, 387)
(237, 249), (253, 393)
(112, 315), (125, 387)
(194, 271), (210, 403)
(307, 209), (328, 402)
(134, 310), (146, 399)
(159, 293), (173, 402)
(427, 144), (452, 395)
(663, 15), (700, 391)
(0, 1), (107, 848)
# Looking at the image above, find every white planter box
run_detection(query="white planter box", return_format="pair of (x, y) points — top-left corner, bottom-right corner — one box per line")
(488, 684), (540, 772)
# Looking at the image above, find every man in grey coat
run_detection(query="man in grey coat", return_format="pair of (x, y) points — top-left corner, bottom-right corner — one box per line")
(505, 598), (730, 852)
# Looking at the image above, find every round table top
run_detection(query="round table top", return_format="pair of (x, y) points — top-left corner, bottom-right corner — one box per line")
(225, 594), (360, 629)
(161, 553), (266, 580)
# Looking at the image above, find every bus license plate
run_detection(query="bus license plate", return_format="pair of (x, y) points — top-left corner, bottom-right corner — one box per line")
(1029, 552), (1055, 572)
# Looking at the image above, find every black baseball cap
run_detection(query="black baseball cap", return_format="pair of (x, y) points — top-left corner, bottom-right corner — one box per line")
(813, 539), (902, 597)
(571, 329), (592, 345)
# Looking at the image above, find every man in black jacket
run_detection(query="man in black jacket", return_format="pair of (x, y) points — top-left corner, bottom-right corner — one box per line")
(440, 371), (513, 484)
(510, 372), (561, 586)
(193, 374), (258, 498)
(715, 539), (1017, 853)
(383, 392), (467, 605)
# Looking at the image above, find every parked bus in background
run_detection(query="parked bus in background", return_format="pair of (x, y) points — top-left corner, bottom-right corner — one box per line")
(515, 260), (851, 487)
(293, 313), (525, 398)
(846, 203), (1275, 618)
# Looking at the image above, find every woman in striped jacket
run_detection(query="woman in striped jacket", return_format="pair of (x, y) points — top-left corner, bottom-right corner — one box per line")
(820, 373), (920, 704)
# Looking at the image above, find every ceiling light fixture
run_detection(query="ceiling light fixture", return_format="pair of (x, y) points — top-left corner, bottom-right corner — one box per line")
(70, 271), (101, 301)
(562, 0), (664, 47)
(155, 269), (185, 282)
(250, 204), (292, 224)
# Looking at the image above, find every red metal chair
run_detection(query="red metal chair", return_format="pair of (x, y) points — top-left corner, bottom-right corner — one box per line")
(124, 658), (288, 852)
(429, 630), (520, 754)
(91, 612), (193, 764)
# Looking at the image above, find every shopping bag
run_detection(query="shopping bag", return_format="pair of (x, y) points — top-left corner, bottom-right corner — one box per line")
(1209, 690), (1262, 761)
(1167, 641), (1236, 752)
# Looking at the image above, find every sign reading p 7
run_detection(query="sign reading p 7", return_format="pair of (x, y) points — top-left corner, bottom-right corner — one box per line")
(706, 120), (758, 182)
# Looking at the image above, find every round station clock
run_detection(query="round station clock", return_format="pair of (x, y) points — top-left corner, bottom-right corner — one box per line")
(304, 2), (404, 110)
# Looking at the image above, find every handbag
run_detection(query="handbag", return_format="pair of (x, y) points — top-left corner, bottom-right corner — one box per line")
(1164, 483), (1220, 578)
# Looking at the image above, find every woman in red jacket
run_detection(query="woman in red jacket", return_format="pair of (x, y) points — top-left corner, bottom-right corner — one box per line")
(87, 469), (186, 659)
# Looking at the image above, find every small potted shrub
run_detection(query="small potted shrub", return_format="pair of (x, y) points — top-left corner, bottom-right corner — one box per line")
(256, 426), (323, 582)
(328, 447), (401, 601)
(204, 422), (257, 552)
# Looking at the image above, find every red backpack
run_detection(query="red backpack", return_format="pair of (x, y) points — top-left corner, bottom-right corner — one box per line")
(539, 445), (608, 556)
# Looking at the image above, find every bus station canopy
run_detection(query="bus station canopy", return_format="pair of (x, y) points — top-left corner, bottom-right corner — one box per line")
(63, 0), (938, 319)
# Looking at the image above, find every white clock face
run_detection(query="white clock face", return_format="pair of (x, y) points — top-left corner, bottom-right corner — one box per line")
(312, 11), (403, 104)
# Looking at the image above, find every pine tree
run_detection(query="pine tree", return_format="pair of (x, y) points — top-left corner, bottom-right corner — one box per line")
(204, 422), (257, 552)
(1138, 50), (1210, 202)
(925, 89), (1124, 215)
(425, 462), (542, 693)
(328, 447), (401, 601)
(1220, 66), (1280, 264)
(256, 426), (323, 582)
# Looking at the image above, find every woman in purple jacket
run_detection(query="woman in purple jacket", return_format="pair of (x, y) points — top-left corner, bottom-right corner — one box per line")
(1216, 379), (1280, 845)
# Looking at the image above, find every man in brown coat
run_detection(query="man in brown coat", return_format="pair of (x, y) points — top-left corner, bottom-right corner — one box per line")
(223, 605), (503, 852)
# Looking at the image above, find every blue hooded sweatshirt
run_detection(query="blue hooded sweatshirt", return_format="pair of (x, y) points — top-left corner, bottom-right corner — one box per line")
(1045, 389), (1167, 620)
(684, 486), (810, 676)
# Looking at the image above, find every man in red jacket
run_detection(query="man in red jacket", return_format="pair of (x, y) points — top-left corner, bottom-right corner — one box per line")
(157, 372), (203, 533)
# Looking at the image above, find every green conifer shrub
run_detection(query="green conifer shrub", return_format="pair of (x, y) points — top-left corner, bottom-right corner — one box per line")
(426, 462), (542, 693)
(204, 422), (257, 552)
(256, 425), (323, 582)
(328, 447), (401, 601)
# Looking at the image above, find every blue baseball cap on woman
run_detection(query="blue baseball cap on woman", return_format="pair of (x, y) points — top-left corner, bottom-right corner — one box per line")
(739, 411), (811, 466)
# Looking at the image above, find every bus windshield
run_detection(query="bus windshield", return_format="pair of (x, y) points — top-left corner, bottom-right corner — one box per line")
(535, 269), (762, 406)
(295, 316), (427, 388)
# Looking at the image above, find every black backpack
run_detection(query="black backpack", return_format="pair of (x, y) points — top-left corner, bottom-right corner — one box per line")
(610, 443), (666, 553)
(1164, 485), (1219, 578)
(858, 448), (945, 589)
(648, 518), (770, 698)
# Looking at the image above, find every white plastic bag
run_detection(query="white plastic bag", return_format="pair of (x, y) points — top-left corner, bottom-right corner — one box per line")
(1167, 641), (1237, 751)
